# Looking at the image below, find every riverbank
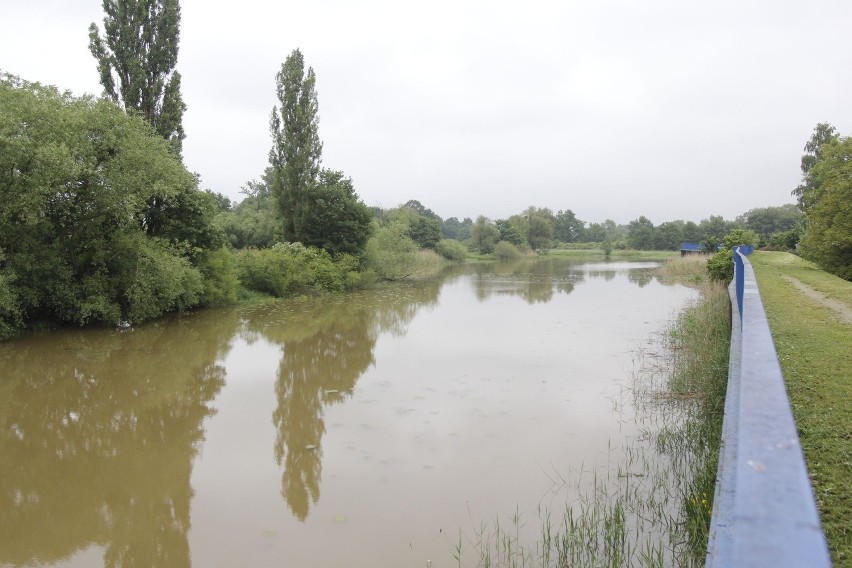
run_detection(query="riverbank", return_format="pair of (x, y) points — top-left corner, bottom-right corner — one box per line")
(749, 251), (852, 567)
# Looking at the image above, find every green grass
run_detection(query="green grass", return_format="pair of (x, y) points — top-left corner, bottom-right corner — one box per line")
(749, 251), (852, 567)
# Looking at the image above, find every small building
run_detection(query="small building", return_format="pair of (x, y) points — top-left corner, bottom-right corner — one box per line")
(680, 242), (703, 256)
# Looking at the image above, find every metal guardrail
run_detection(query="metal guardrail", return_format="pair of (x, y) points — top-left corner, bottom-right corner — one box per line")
(706, 248), (831, 567)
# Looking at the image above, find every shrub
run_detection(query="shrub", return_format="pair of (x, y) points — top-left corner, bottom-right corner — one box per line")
(365, 224), (420, 280)
(707, 248), (734, 282)
(235, 242), (344, 297)
(198, 247), (239, 306)
(436, 239), (468, 262)
(494, 240), (522, 261)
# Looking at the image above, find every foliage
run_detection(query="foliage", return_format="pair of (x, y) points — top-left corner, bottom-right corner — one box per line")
(300, 169), (373, 255)
(236, 242), (346, 296)
(406, 215), (442, 249)
(493, 240), (522, 261)
(495, 217), (527, 247)
(470, 215), (500, 254)
(721, 228), (758, 250)
(706, 248), (734, 282)
(435, 239), (468, 262)
(88, 0), (186, 156)
(707, 227), (756, 282)
(627, 215), (656, 250)
(0, 75), (215, 335)
(198, 247), (239, 306)
(793, 123), (838, 212)
(269, 48), (323, 244)
(441, 216), (473, 242)
(799, 137), (852, 280)
(527, 214), (554, 251)
(554, 209), (585, 242)
(364, 224), (423, 281)
(737, 204), (802, 244)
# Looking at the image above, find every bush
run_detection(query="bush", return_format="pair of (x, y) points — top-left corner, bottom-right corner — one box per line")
(365, 224), (420, 280)
(707, 248), (734, 282)
(235, 242), (345, 297)
(436, 239), (468, 262)
(198, 247), (239, 306)
(494, 240), (522, 261)
(721, 228), (758, 251)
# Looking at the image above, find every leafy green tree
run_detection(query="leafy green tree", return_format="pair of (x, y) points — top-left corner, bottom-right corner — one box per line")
(88, 0), (186, 156)
(300, 169), (373, 255)
(442, 216), (472, 241)
(585, 220), (617, 242)
(793, 123), (838, 212)
(653, 220), (685, 250)
(0, 75), (214, 334)
(495, 218), (526, 247)
(737, 204), (802, 244)
(471, 216), (500, 253)
(527, 215), (554, 251)
(269, 49), (323, 244)
(799, 137), (852, 279)
(627, 216), (655, 250)
(403, 199), (440, 220)
(407, 215), (442, 249)
(554, 209), (585, 243)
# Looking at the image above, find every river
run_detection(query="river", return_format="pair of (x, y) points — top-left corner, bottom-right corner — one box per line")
(0, 257), (696, 567)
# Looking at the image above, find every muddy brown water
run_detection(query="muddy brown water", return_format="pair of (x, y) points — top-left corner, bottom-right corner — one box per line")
(0, 258), (696, 567)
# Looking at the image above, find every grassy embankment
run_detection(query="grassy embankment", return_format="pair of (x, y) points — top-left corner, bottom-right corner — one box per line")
(749, 251), (852, 567)
(458, 254), (729, 567)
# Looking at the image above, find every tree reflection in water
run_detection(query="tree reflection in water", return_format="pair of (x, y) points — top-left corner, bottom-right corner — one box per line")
(0, 310), (240, 567)
(244, 283), (441, 521)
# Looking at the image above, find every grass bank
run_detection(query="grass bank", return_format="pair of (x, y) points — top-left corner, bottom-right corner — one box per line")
(457, 257), (729, 566)
(749, 251), (852, 566)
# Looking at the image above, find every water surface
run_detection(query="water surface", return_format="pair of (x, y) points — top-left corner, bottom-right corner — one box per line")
(0, 258), (695, 567)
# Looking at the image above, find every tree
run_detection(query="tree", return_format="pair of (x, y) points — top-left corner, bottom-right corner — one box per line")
(799, 137), (852, 279)
(407, 216), (442, 250)
(0, 75), (215, 333)
(495, 218), (526, 247)
(269, 49), (323, 244)
(793, 123), (838, 212)
(300, 170), (373, 255)
(627, 216), (655, 250)
(88, 0), (186, 156)
(470, 216), (500, 254)
(554, 209), (585, 243)
(737, 204), (802, 243)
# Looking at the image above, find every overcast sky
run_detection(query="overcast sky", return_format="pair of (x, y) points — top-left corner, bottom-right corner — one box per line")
(3, 0), (850, 224)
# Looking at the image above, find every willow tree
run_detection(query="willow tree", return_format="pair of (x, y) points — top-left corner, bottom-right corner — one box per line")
(268, 49), (323, 243)
(88, 0), (186, 156)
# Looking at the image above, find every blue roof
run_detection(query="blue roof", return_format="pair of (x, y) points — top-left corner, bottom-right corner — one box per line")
(680, 242), (702, 251)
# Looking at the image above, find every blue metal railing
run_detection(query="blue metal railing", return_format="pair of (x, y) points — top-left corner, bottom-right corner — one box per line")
(706, 249), (831, 567)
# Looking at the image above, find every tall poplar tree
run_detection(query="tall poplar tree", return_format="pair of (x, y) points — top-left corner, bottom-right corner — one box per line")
(88, 0), (186, 156)
(269, 49), (323, 243)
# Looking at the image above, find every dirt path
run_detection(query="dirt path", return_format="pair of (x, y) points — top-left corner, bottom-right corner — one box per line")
(783, 276), (852, 325)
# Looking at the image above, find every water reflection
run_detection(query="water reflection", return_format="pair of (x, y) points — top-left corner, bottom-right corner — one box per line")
(470, 259), (670, 303)
(0, 310), (240, 567)
(242, 284), (441, 521)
